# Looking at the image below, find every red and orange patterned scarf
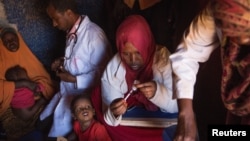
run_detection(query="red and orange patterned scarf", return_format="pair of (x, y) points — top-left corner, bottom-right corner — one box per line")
(213, 0), (250, 124)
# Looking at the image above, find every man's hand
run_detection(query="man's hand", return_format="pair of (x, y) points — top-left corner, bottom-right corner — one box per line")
(51, 57), (65, 72)
(174, 99), (198, 141)
(56, 70), (76, 83)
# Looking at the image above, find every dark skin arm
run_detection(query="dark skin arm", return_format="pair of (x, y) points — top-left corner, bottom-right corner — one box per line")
(12, 96), (47, 121)
(15, 80), (37, 91)
(174, 99), (198, 141)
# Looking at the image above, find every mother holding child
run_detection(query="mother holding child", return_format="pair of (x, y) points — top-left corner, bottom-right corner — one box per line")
(0, 24), (55, 141)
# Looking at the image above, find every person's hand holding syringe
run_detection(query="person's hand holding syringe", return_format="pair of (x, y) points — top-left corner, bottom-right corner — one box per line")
(110, 80), (157, 117)
(124, 80), (157, 101)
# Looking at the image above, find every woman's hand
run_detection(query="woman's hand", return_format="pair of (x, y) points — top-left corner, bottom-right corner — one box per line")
(135, 81), (157, 99)
(110, 98), (128, 117)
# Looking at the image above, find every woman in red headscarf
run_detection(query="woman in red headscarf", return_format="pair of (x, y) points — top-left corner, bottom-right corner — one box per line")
(91, 15), (177, 141)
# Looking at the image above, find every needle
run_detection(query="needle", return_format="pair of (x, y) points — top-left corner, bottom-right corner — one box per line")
(124, 80), (139, 101)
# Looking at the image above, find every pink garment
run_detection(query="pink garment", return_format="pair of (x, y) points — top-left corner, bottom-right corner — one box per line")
(11, 84), (44, 109)
(116, 15), (157, 111)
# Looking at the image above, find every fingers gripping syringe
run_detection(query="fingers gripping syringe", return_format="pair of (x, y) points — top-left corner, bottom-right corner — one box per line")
(124, 80), (139, 101)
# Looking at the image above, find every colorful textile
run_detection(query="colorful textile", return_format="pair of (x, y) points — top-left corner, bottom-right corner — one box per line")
(220, 39), (250, 124)
(11, 84), (44, 109)
(0, 29), (54, 140)
(11, 88), (35, 109)
(213, 0), (250, 37)
(0, 31), (54, 115)
(213, 0), (250, 124)
(0, 107), (42, 141)
(214, 0), (250, 124)
(73, 119), (112, 141)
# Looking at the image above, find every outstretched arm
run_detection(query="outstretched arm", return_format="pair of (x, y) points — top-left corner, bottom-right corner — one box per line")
(170, 5), (219, 141)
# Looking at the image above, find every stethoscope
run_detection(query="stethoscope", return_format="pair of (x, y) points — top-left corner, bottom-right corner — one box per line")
(64, 15), (84, 60)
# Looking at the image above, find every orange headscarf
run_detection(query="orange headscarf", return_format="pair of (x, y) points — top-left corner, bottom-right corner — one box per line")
(0, 30), (55, 115)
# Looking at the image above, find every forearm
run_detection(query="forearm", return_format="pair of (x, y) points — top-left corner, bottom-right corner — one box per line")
(177, 99), (194, 115)
(14, 80), (29, 89)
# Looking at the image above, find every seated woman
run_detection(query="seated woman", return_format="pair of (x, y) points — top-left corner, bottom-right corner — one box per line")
(92, 15), (178, 141)
(0, 26), (55, 140)
(5, 65), (47, 121)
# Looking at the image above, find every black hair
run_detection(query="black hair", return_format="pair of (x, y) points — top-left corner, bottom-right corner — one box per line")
(5, 65), (27, 81)
(70, 93), (93, 113)
(46, 0), (79, 14)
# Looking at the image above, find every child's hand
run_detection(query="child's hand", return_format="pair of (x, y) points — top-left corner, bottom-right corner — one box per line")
(33, 92), (42, 100)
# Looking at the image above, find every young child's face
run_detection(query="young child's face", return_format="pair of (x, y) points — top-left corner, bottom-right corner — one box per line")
(73, 98), (95, 123)
(1, 32), (19, 52)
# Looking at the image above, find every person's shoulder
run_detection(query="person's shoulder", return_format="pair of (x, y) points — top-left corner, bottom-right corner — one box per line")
(83, 15), (104, 31)
(153, 45), (170, 66)
(102, 53), (125, 78)
(106, 53), (121, 68)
